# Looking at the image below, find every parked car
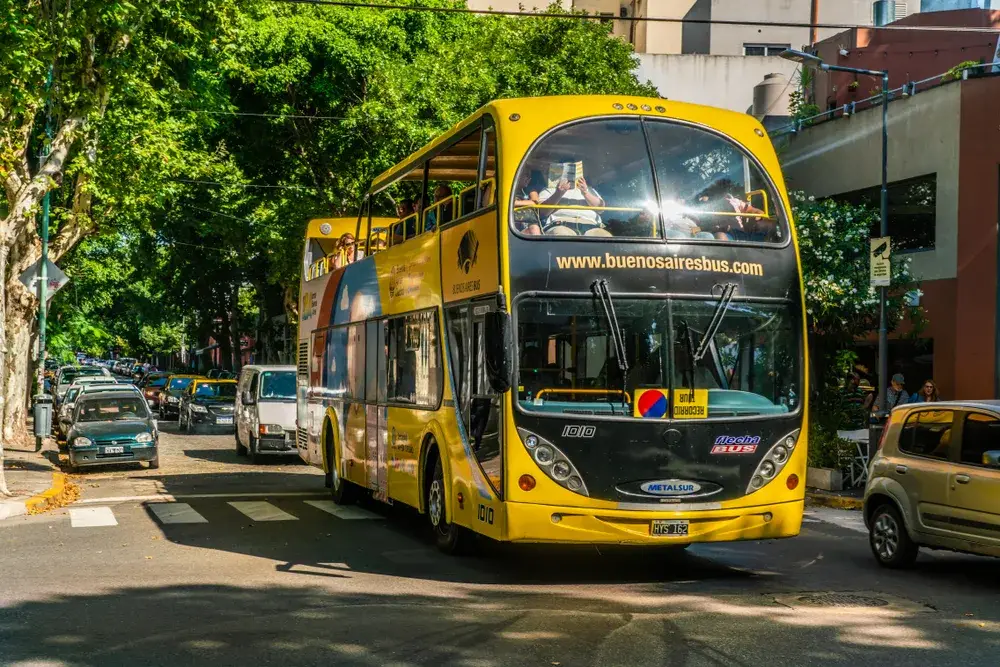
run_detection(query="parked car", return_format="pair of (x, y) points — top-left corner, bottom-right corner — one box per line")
(178, 379), (237, 433)
(235, 365), (297, 463)
(158, 374), (202, 420)
(864, 400), (1000, 568)
(138, 371), (170, 410)
(53, 365), (111, 403)
(57, 381), (139, 445)
(113, 358), (135, 376)
(66, 390), (159, 471)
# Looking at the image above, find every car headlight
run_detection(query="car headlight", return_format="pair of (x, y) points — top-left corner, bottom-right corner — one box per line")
(746, 429), (801, 494)
(516, 428), (589, 496)
(259, 424), (284, 435)
(134, 432), (153, 443)
(73, 436), (93, 448)
(167, 396), (179, 404)
(191, 404), (208, 413)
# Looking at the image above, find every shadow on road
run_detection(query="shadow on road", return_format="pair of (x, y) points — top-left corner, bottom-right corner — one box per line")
(1, 583), (995, 667)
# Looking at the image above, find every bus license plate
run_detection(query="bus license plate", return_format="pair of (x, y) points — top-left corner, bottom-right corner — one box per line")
(651, 520), (689, 536)
(103, 446), (125, 455)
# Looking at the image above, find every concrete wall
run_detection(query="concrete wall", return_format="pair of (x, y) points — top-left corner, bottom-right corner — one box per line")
(636, 53), (798, 112)
(778, 81), (961, 283)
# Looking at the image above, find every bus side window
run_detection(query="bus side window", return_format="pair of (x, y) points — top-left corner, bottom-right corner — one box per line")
(445, 306), (470, 416)
(365, 321), (379, 403)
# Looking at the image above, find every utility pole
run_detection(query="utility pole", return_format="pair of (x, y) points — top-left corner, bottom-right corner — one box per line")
(36, 66), (53, 396)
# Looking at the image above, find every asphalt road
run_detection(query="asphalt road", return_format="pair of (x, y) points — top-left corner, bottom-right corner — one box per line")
(1, 423), (998, 667)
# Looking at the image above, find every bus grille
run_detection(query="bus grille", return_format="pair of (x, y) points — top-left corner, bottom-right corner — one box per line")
(296, 428), (307, 449)
(297, 341), (309, 377)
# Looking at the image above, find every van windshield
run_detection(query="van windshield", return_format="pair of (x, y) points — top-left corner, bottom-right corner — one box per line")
(260, 371), (296, 400)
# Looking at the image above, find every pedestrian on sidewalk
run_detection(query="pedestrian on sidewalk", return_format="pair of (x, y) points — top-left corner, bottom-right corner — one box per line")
(909, 379), (940, 403)
(864, 373), (909, 414)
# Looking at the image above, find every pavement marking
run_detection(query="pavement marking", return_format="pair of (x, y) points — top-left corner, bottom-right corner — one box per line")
(76, 491), (328, 505)
(804, 508), (867, 534)
(69, 506), (118, 528)
(305, 500), (383, 520)
(149, 502), (208, 524)
(229, 501), (298, 522)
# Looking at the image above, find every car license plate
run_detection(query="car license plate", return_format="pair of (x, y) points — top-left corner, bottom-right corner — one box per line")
(216, 416), (233, 425)
(103, 446), (125, 455)
(651, 519), (689, 536)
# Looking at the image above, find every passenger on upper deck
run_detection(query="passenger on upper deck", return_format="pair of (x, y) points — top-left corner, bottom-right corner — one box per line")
(692, 180), (772, 242)
(513, 167), (544, 235)
(536, 164), (606, 236)
(424, 184), (454, 232)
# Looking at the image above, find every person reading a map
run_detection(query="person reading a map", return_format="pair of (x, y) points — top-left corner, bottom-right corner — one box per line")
(536, 161), (606, 235)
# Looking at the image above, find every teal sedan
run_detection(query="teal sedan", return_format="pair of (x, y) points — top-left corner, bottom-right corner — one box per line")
(67, 391), (160, 472)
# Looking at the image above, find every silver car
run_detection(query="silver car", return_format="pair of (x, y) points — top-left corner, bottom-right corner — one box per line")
(864, 400), (1000, 567)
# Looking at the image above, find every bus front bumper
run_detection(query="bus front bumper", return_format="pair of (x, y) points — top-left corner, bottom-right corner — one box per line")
(503, 498), (804, 545)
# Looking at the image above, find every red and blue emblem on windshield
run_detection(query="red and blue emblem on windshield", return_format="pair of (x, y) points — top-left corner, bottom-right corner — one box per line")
(635, 389), (668, 419)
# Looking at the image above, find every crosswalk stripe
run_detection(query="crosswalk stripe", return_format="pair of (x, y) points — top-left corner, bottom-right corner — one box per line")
(69, 506), (118, 528)
(149, 502), (208, 524)
(228, 500), (298, 522)
(304, 500), (382, 520)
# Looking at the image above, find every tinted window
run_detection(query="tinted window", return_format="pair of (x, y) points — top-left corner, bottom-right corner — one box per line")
(147, 377), (168, 388)
(386, 310), (441, 408)
(260, 371), (295, 400)
(645, 122), (784, 244)
(830, 174), (935, 251)
(169, 377), (193, 390)
(899, 410), (954, 460)
(195, 383), (238, 399)
(960, 413), (1000, 466)
(513, 119), (657, 238)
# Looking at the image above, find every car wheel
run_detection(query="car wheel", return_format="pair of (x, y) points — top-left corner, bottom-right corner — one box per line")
(427, 455), (472, 555)
(148, 455), (160, 470)
(236, 429), (248, 456)
(248, 434), (260, 464)
(869, 503), (918, 568)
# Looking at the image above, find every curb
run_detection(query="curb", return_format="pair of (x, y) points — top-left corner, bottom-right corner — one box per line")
(806, 490), (864, 511)
(23, 472), (77, 515)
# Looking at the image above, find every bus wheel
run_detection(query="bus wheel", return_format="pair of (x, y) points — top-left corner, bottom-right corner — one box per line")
(427, 457), (471, 555)
(327, 427), (356, 505)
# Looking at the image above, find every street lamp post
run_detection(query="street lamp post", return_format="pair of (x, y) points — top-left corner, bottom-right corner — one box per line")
(781, 49), (890, 423)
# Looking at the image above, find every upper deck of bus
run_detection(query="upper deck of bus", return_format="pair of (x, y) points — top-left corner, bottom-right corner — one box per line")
(370, 95), (783, 196)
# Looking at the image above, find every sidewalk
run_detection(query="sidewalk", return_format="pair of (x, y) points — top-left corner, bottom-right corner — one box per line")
(806, 486), (864, 511)
(1, 435), (75, 521)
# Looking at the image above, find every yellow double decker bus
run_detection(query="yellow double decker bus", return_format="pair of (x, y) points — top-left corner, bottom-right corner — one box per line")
(296, 95), (808, 553)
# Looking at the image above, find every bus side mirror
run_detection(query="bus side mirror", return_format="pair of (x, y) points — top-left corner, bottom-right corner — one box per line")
(484, 311), (512, 394)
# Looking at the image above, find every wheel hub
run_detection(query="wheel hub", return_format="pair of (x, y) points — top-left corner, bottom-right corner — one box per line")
(873, 513), (899, 560)
(428, 479), (443, 527)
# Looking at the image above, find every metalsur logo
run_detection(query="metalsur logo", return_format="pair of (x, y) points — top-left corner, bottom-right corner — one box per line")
(562, 425), (596, 438)
(640, 479), (702, 496)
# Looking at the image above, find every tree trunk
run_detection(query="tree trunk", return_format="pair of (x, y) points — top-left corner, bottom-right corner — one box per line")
(218, 308), (233, 372)
(0, 234), (11, 496)
(230, 290), (241, 373)
(3, 298), (34, 444)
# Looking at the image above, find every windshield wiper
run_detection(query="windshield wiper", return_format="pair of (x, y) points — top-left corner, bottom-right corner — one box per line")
(592, 279), (629, 408)
(693, 283), (737, 363)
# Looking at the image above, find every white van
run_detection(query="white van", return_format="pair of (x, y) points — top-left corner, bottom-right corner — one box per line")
(235, 365), (297, 463)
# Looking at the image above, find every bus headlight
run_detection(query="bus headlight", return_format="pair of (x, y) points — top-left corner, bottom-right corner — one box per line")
(746, 429), (800, 494)
(517, 428), (589, 496)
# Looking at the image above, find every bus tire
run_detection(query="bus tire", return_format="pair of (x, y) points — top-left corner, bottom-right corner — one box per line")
(326, 422), (356, 505)
(427, 455), (472, 555)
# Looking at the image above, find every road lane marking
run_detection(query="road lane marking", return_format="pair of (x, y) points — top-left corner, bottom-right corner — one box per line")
(305, 500), (382, 520)
(69, 506), (118, 528)
(76, 491), (328, 504)
(149, 503), (208, 524)
(804, 509), (867, 534)
(229, 501), (298, 522)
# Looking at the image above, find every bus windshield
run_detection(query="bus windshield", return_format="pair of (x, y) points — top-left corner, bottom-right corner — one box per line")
(516, 297), (798, 419)
(512, 118), (784, 243)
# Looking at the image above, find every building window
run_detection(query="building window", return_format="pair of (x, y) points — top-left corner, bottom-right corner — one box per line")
(829, 174), (936, 251)
(743, 44), (790, 57)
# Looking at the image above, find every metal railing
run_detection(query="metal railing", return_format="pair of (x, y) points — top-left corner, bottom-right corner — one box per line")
(771, 62), (997, 138)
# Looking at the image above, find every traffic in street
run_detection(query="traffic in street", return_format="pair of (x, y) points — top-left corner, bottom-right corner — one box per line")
(2, 420), (999, 667)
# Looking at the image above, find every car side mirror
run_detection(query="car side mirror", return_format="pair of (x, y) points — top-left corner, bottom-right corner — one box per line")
(983, 450), (1000, 469)
(242, 390), (255, 405)
(484, 311), (512, 394)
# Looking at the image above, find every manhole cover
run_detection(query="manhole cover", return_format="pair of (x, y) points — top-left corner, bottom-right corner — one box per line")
(792, 593), (890, 608)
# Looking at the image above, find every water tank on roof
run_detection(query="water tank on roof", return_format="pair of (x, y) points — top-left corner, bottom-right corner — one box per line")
(752, 73), (792, 122)
(873, 0), (896, 26)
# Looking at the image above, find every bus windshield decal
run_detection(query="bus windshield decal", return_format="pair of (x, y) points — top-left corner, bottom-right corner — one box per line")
(554, 253), (764, 277)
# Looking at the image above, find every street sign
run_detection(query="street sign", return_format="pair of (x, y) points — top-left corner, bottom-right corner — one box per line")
(18, 257), (69, 299)
(870, 237), (891, 287)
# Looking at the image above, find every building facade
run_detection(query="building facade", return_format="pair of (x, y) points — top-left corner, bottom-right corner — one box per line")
(777, 75), (1000, 400)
